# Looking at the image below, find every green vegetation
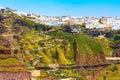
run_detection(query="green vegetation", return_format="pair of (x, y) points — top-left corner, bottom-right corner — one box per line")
(0, 58), (27, 72)
(114, 34), (120, 41)
(0, 58), (23, 66)
(95, 38), (113, 56)
(98, 64), (120, 80)
(0, 68), (28, 72)
(22, 18), (35, 27)
(50, 30), (102, 54)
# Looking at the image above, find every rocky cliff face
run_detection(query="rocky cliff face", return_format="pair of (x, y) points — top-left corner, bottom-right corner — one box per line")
(74, 41), (107, 66)
(75, 52), (107, 66)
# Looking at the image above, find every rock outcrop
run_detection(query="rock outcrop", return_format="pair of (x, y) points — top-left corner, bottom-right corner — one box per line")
(75, 52), (107, 66)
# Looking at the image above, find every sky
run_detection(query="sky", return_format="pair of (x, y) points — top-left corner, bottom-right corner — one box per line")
(0, 0), (120, 17)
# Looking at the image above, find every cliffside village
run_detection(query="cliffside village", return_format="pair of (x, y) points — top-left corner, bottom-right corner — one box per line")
(0, 6), (120, 31)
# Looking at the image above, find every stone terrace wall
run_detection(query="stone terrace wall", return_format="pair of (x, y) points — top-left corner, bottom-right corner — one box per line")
(0, 72), (31, 80)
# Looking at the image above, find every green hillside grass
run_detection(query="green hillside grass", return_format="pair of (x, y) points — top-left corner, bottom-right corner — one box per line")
(50, 30), (103, 55)
(0, 58), (23, 66)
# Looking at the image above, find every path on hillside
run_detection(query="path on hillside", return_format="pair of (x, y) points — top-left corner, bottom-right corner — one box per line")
(106, 57), (120, 60)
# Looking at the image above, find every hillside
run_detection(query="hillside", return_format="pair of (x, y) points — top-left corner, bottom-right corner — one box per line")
(0, 9), (115, 80)
(0, 10), (108, 66)
(50, 30), (107, 65)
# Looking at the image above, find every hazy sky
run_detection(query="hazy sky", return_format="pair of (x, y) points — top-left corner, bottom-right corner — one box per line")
(0, 0), (120, 17)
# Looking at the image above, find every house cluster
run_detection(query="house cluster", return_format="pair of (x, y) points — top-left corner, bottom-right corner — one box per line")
(24, 14), (83, 26)
(25, 14), (120, 30)
(85, 17), (120, 30)
(0, 6), (120, 30)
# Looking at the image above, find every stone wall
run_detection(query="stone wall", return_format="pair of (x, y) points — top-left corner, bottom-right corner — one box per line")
(0, 72), (31, 80)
